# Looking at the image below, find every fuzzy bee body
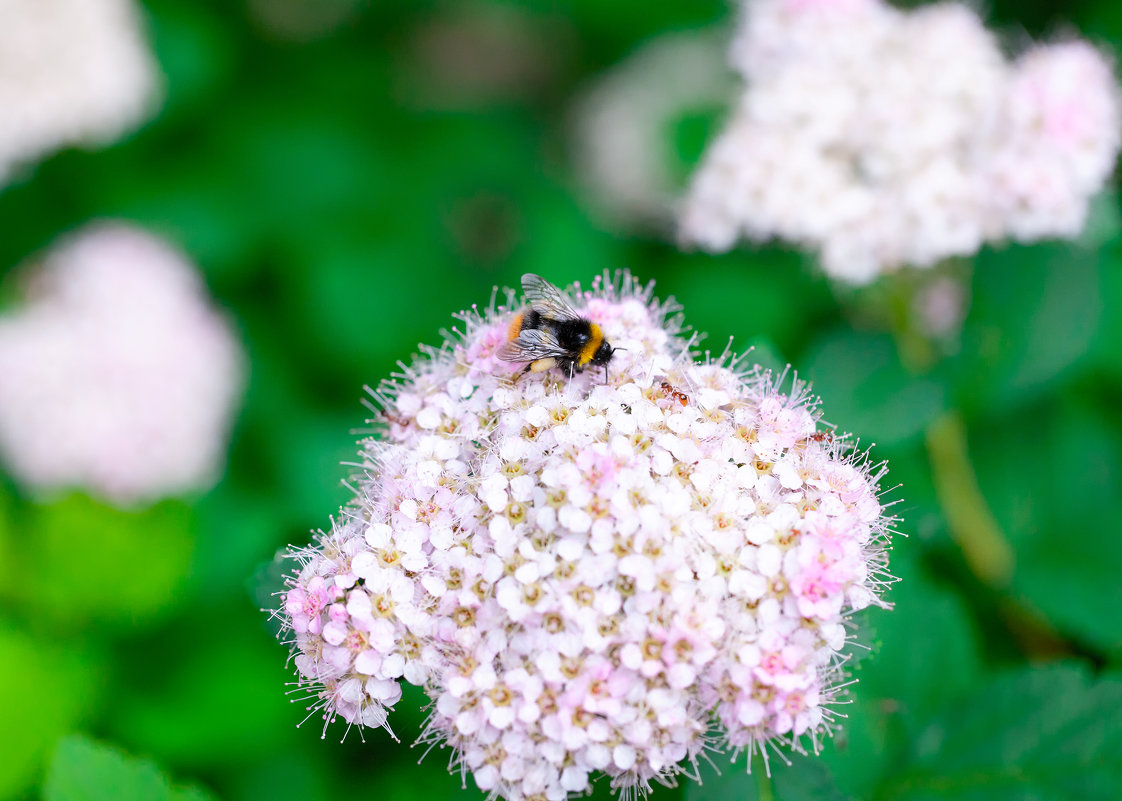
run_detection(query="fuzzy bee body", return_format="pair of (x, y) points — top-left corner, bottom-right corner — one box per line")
(498, 274), (615, 377)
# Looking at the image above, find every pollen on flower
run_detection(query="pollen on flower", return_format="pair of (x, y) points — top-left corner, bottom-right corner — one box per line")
(275, 272), (896, 800)
(679, 0), (1122, 282)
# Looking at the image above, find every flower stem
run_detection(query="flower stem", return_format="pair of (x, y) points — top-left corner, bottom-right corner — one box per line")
(754, 761), (775, 801)
(924, 410), (1014, 588)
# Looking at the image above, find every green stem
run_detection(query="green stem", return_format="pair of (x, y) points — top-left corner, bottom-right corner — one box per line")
(754, 763), (775, 801)
(925, 410), (1014, 588)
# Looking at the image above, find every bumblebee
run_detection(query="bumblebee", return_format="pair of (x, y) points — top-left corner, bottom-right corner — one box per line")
(497, 274), (615, 377)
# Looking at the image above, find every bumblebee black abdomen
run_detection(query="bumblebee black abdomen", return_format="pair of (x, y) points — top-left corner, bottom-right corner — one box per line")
(520, 309), (544, 332)
(497, 273), (615, 376)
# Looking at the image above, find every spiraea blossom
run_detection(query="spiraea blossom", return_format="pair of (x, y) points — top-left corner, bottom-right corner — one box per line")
(0, 222), (244, 505)
(278, 274), (894, 800)
(679, 0), (1122, 283)
(0, 0), (160, 188)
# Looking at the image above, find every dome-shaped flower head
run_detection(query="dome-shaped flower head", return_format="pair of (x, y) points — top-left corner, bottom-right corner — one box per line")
(277, 273), (894, 800)
(680, 0), (1121, 283)
(0, 222), (245, 505)
(0, 0), (161, 188)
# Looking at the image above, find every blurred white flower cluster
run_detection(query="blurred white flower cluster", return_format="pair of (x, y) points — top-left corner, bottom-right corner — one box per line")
(0, 223), (244, 506)
(280, 274), (893, 801)
(0, 0), (160, 188)
(680, 0), (1122, 283)
(572, 30), (735, 231)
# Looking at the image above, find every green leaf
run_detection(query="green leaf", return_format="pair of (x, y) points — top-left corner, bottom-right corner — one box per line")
(804, 329), (946, 447)
(971, 399), (1122, 658)
(688, 752), (851, 801)
(0, 627), (105, 799)
(109, 622), (294, 768)
(879, 664), (1122, 801)
(773, 755), (853, 801)
(20, 495), (195, 630)
(45, 736), (171, 801)
(1092, 236), (1122, 379)
(954, 243), (1101, 412)
(145, 1), (236, 116)
(817, 540), (986, 798)
(44, 735), (216, 801)
(193, 484), (291, 603)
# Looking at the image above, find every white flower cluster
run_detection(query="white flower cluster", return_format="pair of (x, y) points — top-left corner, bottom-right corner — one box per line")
(0, 0), (160, 188)
(679, 0), (1122, 283)
(0, 223), (244, 505)
(572, 29), (736, 231)
(280, 274), (893, 800)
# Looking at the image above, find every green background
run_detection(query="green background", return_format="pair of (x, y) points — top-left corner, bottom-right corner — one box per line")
(1, 1), (1120, 799)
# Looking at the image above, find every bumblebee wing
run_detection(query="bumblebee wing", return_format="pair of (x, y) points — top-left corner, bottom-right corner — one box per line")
(522, 273), (582, 322)
(497, 327), (571, 363)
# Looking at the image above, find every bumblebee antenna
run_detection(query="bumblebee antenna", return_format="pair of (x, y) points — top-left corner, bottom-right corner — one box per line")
(605, 346), (625, 384)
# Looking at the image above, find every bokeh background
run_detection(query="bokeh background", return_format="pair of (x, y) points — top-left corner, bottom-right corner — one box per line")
(1, 1), (1120, 800)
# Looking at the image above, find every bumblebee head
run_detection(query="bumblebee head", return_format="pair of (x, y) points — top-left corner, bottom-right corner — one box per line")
(590, 340), (614, 366)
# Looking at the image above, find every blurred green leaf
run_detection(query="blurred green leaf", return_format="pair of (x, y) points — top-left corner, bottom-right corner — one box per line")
(225, 748), (342, 801)
(1092, 237), (1122, 379)
(44, 735), (216, 801)
(110, 619), (294, 768)
(689, 753), (850, 801)
(45, 736), (169, 801)
(145, 0), (236, 117)
(559, 0), (727, 54)
(1075, 191), (1121, 251)
(0, 626), (105, 799)
(879, 663), (1122, 800)
(818, 541), (987, 797)
(19, 496), (195, 630)
(972, 398), (1122, 658)
(194, 486), (291, 603)
(954, 243), (1101, 412)
(373, 745), (489, 801)
(804, 329), (946, 447)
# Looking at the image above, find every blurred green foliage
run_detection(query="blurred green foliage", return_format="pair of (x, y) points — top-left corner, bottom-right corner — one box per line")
(1, 0), (1121, 800)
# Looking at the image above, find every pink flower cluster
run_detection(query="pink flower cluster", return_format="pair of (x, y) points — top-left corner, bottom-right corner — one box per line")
(0, 0), (160, 188)
(0, 222), (244, 505)
(279, 274), (893, 800)
(680, 0), (1121, 282)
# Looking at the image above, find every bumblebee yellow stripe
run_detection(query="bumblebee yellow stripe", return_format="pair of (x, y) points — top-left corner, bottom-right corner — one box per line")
(507, 312), (525, 341)
(578, 323), (604, 366)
